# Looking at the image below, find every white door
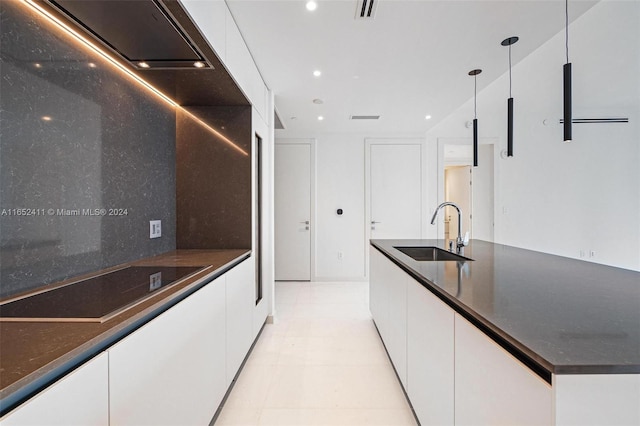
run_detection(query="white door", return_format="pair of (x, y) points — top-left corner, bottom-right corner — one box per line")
(369, 142), (423, 239)
(274, 143), (311, 280)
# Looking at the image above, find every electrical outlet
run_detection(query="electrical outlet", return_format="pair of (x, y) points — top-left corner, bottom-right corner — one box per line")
(579, 250), (586, 258)
(589, 250), (596, 258)
(149, 272), (162, 291)
(150, 220), (161, 238)
(338, 251), (343, 260)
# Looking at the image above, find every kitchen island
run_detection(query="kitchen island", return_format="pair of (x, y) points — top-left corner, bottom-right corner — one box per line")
(370, 239), (640, 426)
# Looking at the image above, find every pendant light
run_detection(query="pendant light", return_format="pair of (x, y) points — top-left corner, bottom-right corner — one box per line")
(469, 69), (482, 167)
(501, 36), (519, 157)
(563, 0), (572, 142)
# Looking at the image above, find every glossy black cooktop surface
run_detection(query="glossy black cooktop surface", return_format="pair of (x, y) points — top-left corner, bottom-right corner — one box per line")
(0, 266), (204, 322)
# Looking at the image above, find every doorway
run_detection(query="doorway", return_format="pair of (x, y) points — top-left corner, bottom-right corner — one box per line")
(440, 140), (495, 242)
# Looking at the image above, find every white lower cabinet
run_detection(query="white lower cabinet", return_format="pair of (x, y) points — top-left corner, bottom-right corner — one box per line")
(454, 314), (552, 425)
(0, 353), (109, 426)
(369, 248), (407, 386)
(406, 278), (454, 426)
(370, 251), (554, 426)
(369, 247), (388, 340)
(108, 275), (226, 426)
(225, 257), (255, 385)
(554, 373), (640, 426)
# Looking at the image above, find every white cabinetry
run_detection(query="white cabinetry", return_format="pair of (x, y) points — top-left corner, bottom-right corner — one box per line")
(180, 0), (226, 60)
(554, 374), (640, 426)
(180, 0), (269, 121)
(406, 277), (454, 426)
(108, 276), (226, 426)
(0, 353), (109, 426)
(225, 257), (255, 384)
(369, 247), (387, 337)
(371, 249), (553, 426)
(454, 314), (553, 425)
(369, 247), (407, 386)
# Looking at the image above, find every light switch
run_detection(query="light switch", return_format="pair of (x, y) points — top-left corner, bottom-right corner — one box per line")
(150, 220), (161, 238)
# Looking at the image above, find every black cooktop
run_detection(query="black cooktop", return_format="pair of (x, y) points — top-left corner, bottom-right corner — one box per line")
(0, 266), (204, 322)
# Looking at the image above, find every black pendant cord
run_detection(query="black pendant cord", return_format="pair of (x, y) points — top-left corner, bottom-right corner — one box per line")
(474, 75), (477, 119)
(563, 0), (572, 142)
(509, 44), (512, 98)
(566, 0), (569, 64)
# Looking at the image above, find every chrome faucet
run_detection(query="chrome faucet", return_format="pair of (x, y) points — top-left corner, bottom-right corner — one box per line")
(430, 202), (467, 253)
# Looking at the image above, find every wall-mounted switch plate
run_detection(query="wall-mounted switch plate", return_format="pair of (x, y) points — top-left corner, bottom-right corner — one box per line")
(149, 272), (162, 291)
(150, 220), (161, 238)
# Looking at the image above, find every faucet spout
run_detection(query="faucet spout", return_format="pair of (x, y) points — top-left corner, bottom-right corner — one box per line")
(430, 202), (466, 253)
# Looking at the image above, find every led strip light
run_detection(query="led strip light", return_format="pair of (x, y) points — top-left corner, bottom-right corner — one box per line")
(23, 0), (249, 156)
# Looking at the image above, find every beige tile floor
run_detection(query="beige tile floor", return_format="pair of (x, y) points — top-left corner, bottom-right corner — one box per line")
(214, 282), (417, 426)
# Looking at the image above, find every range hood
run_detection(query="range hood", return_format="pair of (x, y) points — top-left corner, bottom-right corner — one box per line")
(49, 0), (210, 69)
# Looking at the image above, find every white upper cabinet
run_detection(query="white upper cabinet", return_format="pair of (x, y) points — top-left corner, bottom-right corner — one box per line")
(179, 1), (269, 121)
(224, 7), (268, 121)
(180, 0), (226, 61)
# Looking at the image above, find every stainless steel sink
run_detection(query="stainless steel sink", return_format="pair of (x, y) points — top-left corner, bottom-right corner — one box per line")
(394, 246), (473, 262)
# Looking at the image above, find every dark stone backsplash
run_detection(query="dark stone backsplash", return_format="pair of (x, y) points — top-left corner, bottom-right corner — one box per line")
(0, 2), (176, 297)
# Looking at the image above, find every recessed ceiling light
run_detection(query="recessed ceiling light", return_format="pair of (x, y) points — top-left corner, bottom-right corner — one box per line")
(290, 116), (297, 120)
(41, 116), (52, 121)
(306, 1), (318, 11)
(193, 61), (205, 68)
(313, 70), (321, 77)
(88, 62), (97, 68)
(318, 116), (324, 121)
(137, 61), (150, 69)
(34, 63), (42, 68)
(313, 98), (324, 104)
(425, 115), (432, 120)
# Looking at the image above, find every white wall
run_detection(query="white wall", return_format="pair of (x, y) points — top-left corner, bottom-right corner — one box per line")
(315, 134), (366, 280)
(426, 1), (640, 271)
(276, 132), (432, 281)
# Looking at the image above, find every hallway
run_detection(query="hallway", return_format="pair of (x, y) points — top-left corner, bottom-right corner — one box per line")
(214, 281), (417, 425)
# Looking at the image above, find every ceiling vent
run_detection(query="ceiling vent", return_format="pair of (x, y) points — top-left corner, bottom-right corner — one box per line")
(350, 115), (380, 120)
(355, 0), (377, 19)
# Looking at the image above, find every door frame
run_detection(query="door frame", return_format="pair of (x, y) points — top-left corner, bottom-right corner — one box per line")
(436, 137), (499, 242)
(274, 138), (316, 281)
(364, 138), (427, 279)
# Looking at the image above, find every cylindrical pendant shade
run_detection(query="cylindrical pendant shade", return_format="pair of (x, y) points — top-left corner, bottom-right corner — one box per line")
(473, 118), (478, 167)
(563, 63), (572, 142)
(507, 97), (514, 157)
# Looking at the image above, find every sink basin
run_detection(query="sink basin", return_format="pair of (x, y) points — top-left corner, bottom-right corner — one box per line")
(394, 246), (473, 262)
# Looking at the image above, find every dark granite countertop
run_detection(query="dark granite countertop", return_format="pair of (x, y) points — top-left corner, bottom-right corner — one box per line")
(0, 249), (250, 415)
(371, 239), (640, 377)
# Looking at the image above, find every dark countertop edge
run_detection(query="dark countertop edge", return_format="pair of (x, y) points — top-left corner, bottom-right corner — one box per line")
(370, 241), (640, 382)
(0, 252), (250, 417)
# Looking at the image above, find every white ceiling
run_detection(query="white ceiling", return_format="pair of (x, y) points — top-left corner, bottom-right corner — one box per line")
(226, 0), (598, 134)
